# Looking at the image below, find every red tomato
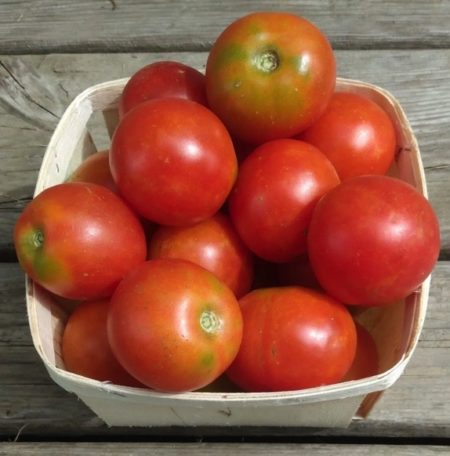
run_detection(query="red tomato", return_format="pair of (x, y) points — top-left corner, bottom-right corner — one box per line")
(119, 61), (207, 117)
(299, 92), (396, 180)
(205, 12), (336, 144)
(148, 213), (254, 298)
(342, 322), (379, 381)
(110, 98), (238, 226)
(67, 150), (117, 193)
(14, 182), (147, 300)
(226, 287), (357, 391)
(62, 299), (142, 387)
(307, 175), (440, 306)
(107, 259), (243, 392)
(228, 139), (340, 262)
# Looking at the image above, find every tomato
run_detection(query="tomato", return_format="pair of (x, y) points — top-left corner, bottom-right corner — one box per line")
(62, 299), (142, 387)
(148, 213), (254, 298)
(67, 150), (117, 193)
(342, 322), (379, 381)
(110, 98), (238, 226)
(119, 61), (207, 117)
(205, 12), (336, 144)
(14, 182), (147, 300)
(228, 139), (340, 262)
(226, 287), (357, 391)
(307, 175), (440, 306)
(107, 259), (243, 392)
(299, 92), (396, 180)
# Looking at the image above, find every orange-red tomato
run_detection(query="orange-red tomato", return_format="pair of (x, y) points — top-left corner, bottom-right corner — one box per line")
(226, 287), (357, 391)
(67, 150), (117, 193)
(299, 92), (396, 180)
(14, 182), (147, 300)
(62, 299), (142, 387)
(308, 175), (440, 306)
(205, 12), (336, 144)
(110, 98), (238, 226)
(119, 61), (207, 117)
(148, 213), (254, 298)
(107, 259), (243, 392)
(229, 139), (340, 262)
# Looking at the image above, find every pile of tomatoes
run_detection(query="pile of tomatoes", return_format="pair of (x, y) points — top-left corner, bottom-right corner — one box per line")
(14, 12), (440, 394)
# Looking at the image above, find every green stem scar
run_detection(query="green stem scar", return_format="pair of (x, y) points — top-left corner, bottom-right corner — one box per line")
(200, 310), (221, 334)
(32, 230), (44, 249)
(254, 49), (279, 73)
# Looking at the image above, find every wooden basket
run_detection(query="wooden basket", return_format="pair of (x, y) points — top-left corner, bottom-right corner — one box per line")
(26, 78), (430, 428)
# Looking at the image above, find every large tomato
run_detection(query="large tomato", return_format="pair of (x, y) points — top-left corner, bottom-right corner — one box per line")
(228, 139), (340, 262)
(107, 259), (243, 392)
(110, 98), (238, 226)
(226, 287), (357, 392)
(299, 92), (397, 180)
(62, 299), (142, 387)
(205, 12), (336, 144)
(148, 213), (254, 298)
(119, 61), (207, 117)
(14, 182), (147, 300)
(307, 175), (440, 306)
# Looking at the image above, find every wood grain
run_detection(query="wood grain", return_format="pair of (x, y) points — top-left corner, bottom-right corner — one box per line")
(0, 50), (449, 260)
(0, 442), (449, 455)
(1, 262), (449, 440)
(0, 0), (450, 54)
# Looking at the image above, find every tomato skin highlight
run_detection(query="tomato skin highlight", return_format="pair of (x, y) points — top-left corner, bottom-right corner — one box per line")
(62, 299), (142, 387)
(148, 213), (254, 298)
(119, 61), (208, 117)
(226, 286), (357, 392)
(229, 139), (340, 262)
(205, 12), (336, 144)
(107, 259), (243, 392)
(110, 98), (238, 226)
(14, 182), (147, 300)
(307, 175), (440, 306)
(299, 92), (396, 180)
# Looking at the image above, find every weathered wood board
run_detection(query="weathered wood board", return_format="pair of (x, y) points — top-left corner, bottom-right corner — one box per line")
(0, 442), (448, 455)
(1, 50), (449, 259)
(0, 0), (450, 53)
(1, 262), (449, 440)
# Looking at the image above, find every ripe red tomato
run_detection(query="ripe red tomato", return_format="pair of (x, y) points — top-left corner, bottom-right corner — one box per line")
(67, 150), (117, 193)
(119, 61), (207, 117)
(226, 287), (357, 391)
(205, 12), (336, 144)
(148, 213), (254, 298)
(110, 98), (238, 226)
(299, 92), (396, 180)
(307, 175), (440, 306)
(107, 259), (243, 392)
(342, 322), (379, 381)
(228, 139), (340, 262)
(14, 182), (147, 300)
(62, 299), (142, 387)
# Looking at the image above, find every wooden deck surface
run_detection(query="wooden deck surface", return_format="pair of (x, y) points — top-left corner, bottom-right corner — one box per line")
(0, 1), (449, 454)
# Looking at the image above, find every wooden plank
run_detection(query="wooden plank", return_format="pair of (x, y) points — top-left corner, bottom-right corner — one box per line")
(1, 262), (449, 440)
(0, 0), (449, 54)
(0, 442), (449, 456)
(1, 50), (449, 259)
